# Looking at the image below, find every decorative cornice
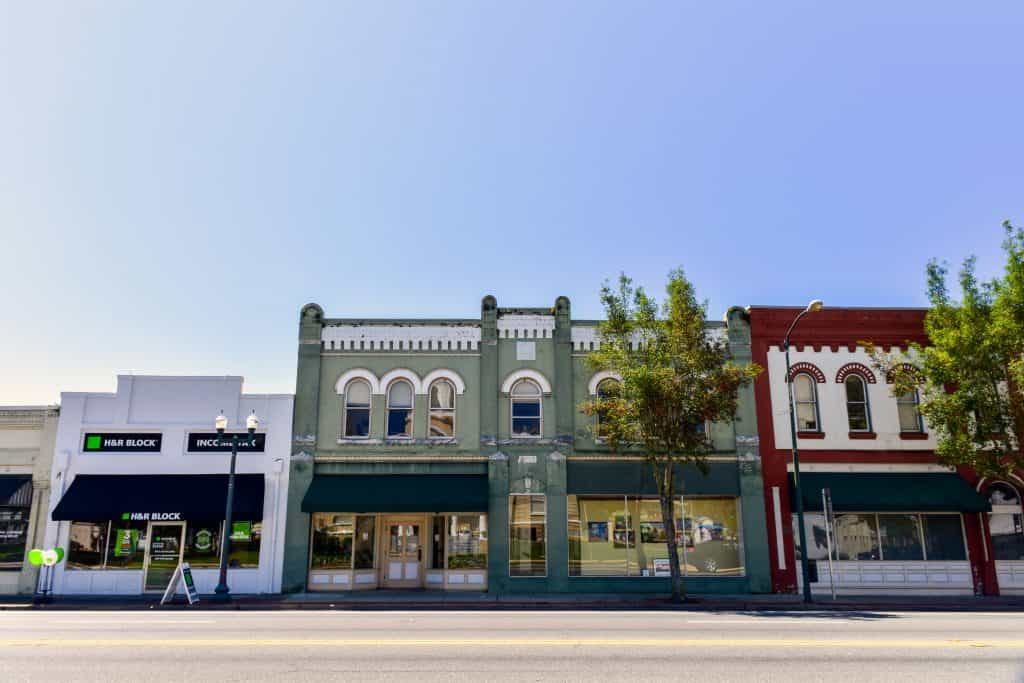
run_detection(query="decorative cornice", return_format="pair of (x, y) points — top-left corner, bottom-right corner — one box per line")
(322, 325), (481, 352)
(496, 314), (555, 340)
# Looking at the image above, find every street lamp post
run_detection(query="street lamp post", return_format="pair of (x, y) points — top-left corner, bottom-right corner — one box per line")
(213, 410), (259, 602)
(784, 299), (824, 604)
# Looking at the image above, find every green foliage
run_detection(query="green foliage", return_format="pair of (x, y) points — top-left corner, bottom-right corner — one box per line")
(581, 270), (762, 471)
(579, 269), (762, 601)
(869, 221), (1024, 476)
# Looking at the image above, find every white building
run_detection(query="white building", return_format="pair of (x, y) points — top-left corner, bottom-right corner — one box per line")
(44, 376), (292, 596)
(0, 406), (59, 595)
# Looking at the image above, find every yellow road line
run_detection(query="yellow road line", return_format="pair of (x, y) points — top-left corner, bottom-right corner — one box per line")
(0, 638), (1019, 648)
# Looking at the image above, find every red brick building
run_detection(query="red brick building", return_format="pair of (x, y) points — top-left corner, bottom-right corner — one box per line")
(748, 306), (1018, 596)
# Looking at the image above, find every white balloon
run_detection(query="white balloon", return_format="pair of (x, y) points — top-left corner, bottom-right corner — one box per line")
(42, 549), (58, 566)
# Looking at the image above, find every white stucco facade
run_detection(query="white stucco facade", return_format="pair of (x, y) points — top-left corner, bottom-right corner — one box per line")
(43, 376), (293, 596)
(766, 346), (936, 451)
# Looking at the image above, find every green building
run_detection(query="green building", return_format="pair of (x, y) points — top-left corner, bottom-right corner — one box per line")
(281, 297), (771, 595)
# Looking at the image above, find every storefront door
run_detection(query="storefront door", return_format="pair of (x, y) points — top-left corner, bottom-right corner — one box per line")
(382, 517), (423, 588)
(143, 522), (185, 592)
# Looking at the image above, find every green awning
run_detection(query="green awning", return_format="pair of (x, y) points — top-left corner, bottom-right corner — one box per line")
(789, 473), (990, 513)
(567, 460), (739, 496)
(301, 474), (488, 513)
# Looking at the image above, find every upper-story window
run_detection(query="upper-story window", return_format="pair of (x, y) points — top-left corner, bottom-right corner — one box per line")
(344, 379), (371, 438)
(511, 379), (542, 437)
(595, 378), (620, 440)
(386, 380), (414, 438)
(844, 375), (872, 432)
(429, 380), (456, 438)
(793, 373), (819, 431)
(897, 389), (923, 433)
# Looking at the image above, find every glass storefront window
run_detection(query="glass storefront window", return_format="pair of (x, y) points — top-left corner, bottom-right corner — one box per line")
(878, 514), (924, 561)
(569, 496), (743, 577)
(833, 513), (881, 560)
(990, 513), (1024, 560)
(448, 514), (487, 569)
(227, 521), (260, 568)
(989, 483), (1024, 560)
(569, 497), (630, 577)
(67, 521), (108, 569)
(795, 512), (967, 562)
(631, 498), (677, 577)
(0, 507), (30, 570)
(184, 521), (222, 568)
(509, 495), (546, 576)
(312, 514), (355, 569)
(792, 513), (835, 561)
(354, 515), (376, 570)
(921, 514), (966, 561)
(684, 498), (743, 576)
(105, 521), (148, 569)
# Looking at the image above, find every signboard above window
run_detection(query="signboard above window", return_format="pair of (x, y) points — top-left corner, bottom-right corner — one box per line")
(83, 433), (162, 453)
(187, 433), (266, 453)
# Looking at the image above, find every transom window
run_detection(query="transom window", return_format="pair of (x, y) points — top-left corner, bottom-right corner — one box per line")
(343, 379), (371, 438)
(793, 374), (819, 431)
(386, 380), (414, 438)
(844, 375), (871, 432)
(429, 379), (456, 438)
(897, 389), (923, 432)
(511, 379), (542, 437)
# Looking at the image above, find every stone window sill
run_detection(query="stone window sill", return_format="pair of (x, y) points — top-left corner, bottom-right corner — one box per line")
(848, 432), (877, 440)
(796, 431), (825, 440)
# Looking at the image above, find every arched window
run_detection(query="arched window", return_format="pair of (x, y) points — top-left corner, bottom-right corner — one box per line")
(897, 389), (923, 433)
(511, 379), (542, 437)
(595, 378), (620, 440)
(844, 374), (871, 432)
(343, 379), (371, 438)
(793, 373), (819, 431)
(386, 380), (414, 438)
(429, 379), (456, 438)
(989, 482), (1024, 561)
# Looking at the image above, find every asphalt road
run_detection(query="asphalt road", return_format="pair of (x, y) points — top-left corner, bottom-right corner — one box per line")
(1, 609), (1022, 682)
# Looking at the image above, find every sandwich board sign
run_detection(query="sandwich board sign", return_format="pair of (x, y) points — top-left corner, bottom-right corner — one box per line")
(160, 562), (199, 605)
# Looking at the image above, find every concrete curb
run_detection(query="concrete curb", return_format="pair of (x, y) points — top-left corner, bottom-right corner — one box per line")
(6, 595), (1024, 612)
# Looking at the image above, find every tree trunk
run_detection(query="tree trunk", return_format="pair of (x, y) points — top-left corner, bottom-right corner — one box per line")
(653, 459), (685, 603)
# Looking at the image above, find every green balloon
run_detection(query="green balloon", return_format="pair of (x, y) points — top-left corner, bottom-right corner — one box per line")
(28, 549), (43, 566)
(55, 547), (65, 562)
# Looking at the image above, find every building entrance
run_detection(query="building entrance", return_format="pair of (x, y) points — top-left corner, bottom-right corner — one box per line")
(143, 522), (184, 592)
(381, 516), (424, 588)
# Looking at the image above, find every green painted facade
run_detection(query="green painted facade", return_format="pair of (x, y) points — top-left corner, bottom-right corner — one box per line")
(282, 298), (771, 594)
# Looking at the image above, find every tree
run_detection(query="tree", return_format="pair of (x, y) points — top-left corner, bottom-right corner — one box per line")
(580, 270), (762, 602)
(869, 221), (1024, 476)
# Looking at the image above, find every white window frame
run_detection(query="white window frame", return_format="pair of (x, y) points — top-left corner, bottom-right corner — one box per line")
(343, 378), (372, 439)
(897, 388), (924, 433)
(844, 374), (872, 432)
(510, 379), (543, 439)
(793, 373), (820, 432)
(427, 379), (457, 440)
(385, 379), (414, 439)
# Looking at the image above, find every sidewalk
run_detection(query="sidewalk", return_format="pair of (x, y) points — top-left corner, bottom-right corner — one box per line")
(6, 591), (1024, 612)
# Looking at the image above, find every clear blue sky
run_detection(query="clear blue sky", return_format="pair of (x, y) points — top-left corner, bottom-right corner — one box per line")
(2, 1), (1022, 404)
